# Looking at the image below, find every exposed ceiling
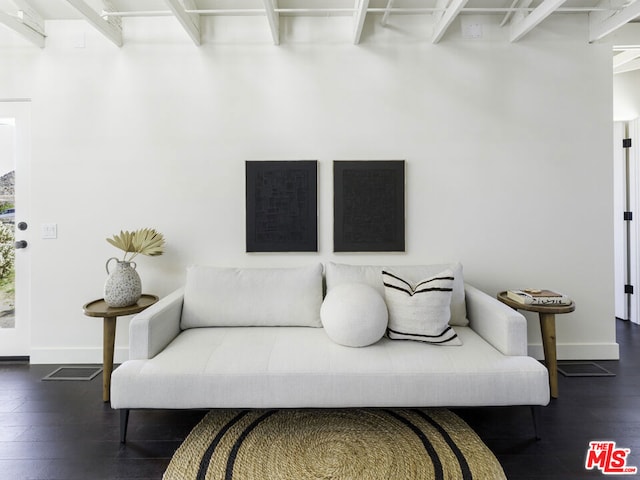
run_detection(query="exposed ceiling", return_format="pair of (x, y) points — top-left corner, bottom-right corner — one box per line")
(1, 0), (640, 73)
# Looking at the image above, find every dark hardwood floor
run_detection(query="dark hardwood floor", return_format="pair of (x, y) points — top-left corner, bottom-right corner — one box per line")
(0, 319), (638, 480)
(458, 319), (640, 479)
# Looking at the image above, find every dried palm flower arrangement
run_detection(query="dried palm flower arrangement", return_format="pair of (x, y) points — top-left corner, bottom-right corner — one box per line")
(106, 228), (165, 262)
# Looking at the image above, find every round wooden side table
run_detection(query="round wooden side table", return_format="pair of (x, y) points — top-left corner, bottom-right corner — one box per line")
(497, 291), (575, 399)
(83, 294), (159, 402)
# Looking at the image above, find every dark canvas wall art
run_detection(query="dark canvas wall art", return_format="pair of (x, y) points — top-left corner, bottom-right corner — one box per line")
(333, 160), (405, 252)
(246, 160), (318, 252)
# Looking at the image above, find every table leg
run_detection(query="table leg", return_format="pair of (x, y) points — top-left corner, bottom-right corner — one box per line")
(539, 312), (558, 399)
(103, 316), (117, 402)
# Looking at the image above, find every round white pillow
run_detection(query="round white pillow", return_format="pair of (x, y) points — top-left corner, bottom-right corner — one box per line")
(320, 283), (388, 347)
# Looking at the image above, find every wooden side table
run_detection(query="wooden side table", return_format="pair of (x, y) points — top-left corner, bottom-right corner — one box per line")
(83, 294), (159, 402)
(497, 291), (575, 399)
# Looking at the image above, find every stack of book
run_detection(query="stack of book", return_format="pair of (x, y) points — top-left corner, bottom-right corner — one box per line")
(506, 289), (572, 306)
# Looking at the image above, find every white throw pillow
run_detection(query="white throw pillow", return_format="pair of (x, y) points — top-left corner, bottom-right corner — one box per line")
(325, 262), (468, 326)
(320, 283), (388, 347)
(181, 264), (323, 328)
(382, 269), (462, 346)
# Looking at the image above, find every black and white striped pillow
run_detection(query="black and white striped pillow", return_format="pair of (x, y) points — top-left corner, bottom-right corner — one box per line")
(382, 269), (462, 346)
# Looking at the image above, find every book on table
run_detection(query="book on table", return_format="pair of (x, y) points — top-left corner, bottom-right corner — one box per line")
(506, 289), (571, 305)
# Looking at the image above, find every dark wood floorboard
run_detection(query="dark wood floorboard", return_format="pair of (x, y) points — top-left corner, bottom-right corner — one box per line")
(0, 319), (638, 479)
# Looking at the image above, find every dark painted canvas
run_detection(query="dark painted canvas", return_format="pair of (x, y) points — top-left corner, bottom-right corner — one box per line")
(246, 160), (318, 252)
(334, 160), (405, 252)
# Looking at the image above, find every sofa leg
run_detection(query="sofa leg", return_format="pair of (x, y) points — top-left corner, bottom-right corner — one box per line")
(120, 409), (130, 444)
(530, 406), (542, 441)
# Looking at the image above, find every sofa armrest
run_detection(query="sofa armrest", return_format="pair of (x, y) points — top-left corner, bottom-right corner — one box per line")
(464, 284), (528, 356)
(128, 288), (184, 360)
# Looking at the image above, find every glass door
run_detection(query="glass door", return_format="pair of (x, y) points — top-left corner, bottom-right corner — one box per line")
(0, 101), (31, 357)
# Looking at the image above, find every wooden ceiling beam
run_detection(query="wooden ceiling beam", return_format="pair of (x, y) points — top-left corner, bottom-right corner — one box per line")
(432, 0), (449, 25)
(0, 9), (45, 47)
(380, 0), (395, 27)
(13, 0), (44, 36)
(500, 0), (517, 27)
(353, 0), (370, 44)
(65, 0), (122, 47)
(500, 0), (531, 27)
(614, 49), (640, 70)
(164, 0), (201, 46)
(590, 0), (640, 42)
(615, 57), (640, 75)
(263, 0), (280, 45)
(432, 0), (468, 43)
(510, 0), (567, 42)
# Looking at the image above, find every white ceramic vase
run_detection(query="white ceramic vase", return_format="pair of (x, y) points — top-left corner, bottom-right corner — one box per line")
(104, 257), (142, 308)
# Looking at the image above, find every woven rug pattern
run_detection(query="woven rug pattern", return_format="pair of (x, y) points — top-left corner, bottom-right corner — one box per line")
(164, 408), (506, 480)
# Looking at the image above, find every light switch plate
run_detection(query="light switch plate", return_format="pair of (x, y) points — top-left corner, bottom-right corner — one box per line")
(41, 223), (57, 239)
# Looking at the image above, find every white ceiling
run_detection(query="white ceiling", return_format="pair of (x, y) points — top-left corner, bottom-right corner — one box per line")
(0, 0), (626, 17)
(1, 0), (640, 73)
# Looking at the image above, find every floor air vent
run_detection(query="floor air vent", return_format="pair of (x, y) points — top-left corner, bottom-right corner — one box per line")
(42, 366), (102, 381)
(557, 362), (615, 377)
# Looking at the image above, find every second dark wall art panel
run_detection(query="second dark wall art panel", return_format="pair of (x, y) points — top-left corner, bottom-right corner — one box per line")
(333, 160), (405, 252)
(246, 160), (318, 252)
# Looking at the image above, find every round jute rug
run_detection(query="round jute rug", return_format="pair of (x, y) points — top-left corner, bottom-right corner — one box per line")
(163, 408), (506, 480)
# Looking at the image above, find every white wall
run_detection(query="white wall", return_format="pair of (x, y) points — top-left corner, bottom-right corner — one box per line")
(614, 69), (640, 121)
(0, 13), (617, 362)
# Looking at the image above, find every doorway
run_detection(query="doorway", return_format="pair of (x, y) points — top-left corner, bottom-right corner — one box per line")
(614, 118), (640, 326)
(0, 100), (31, 357)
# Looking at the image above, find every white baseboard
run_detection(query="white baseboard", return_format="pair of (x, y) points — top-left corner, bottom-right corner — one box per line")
(29, 347), (130, 364)
(528, 342), (620, 361)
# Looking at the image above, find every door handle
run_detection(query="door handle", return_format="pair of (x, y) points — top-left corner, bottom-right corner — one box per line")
(15, 240), (27, 249)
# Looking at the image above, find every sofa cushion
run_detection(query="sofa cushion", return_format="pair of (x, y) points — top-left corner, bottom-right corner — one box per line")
(325, 262), (468, 326)
(111, 326), (551, 409)
(320, 283), (388, 347)
(382, 269), (461, 346)
(181, 264), (323, 328)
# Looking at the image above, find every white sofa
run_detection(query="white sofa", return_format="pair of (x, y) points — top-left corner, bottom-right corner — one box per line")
(111, 262), (550, 442)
